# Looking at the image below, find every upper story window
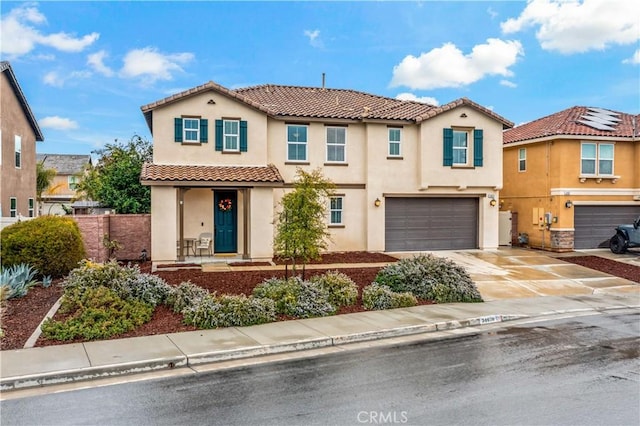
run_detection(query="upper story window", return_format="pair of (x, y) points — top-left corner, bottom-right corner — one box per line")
(174, 117), (208, 144)
(215, 119), (247, 153)
(9, 197), (17, 218)
(68, 175), (79, 190)
(452, 130), (468, 165)
(581, 142), (614, 175)
(388, 128), (402, 157)
(518, 148), (526, 171)
(326, 126), (346, 163)
(223, 120), (239, 151)
(287, 125), (308, 162)
(15, 135), (21, 168)
(183, 118), (200, 142)
(329, 196), (343, 225)
(443, 128), (483, 167)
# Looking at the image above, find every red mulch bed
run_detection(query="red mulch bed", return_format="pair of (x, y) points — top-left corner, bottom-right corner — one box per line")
(2, 252), (636, 351)
(559, 255), (640, 283)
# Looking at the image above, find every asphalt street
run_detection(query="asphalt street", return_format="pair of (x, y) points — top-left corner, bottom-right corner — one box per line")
(2, 310), (638, 426)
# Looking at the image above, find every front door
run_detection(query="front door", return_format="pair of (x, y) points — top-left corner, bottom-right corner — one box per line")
(214, 191), (237, 253)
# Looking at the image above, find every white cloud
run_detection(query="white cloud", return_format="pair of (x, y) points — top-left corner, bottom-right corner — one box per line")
(0, 4), (99, 57)
(390, 39), (524, 90)
(487, 7), (499, 19)
(500, 80), (518, 88)
(501, 0), (640, 54)
(395, 92), (439, 106)
(120, 47), (194, 83)
(304, 29), (323, 48)
(622, 49), (640, 65)
(88, 50), (114, 76)
(43, 70), (91, 87)
(40, 116), (79, 130)
(40, 31), (99, 53)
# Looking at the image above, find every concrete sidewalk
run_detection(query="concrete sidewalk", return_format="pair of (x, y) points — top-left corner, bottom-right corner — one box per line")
(1, 247), (638, 392)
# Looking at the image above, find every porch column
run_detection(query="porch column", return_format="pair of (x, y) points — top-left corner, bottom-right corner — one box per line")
(177, 187), (186, 261)
(243, 188), (250, 259)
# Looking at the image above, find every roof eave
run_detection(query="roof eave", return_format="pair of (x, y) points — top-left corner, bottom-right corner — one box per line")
(1, 62), (44, 141)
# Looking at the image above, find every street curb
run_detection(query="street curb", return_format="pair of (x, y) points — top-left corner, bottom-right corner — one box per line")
(2, 305), (638, 392)
(0, 312), (529, 391)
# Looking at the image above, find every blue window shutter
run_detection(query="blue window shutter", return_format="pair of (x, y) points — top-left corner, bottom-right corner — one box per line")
(240, 120), (248, 152)
(473, 129), (483, 167)
(215, 119), (223, 151)
(200, 119), (208, 143)
(174, 118), (183, 142)
(443, 128), (453, 166)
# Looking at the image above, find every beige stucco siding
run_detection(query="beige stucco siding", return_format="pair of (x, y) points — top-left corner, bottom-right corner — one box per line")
(151, 91), (268, 166)
(150, 186), (178, 263)
(1, 73), (38, 218)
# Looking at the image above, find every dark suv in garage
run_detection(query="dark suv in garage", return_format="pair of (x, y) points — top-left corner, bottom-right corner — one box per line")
(609, 216), (640, 254)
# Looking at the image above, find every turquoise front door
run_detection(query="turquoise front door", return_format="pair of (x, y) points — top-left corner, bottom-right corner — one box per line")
(214, 191), (237, 253)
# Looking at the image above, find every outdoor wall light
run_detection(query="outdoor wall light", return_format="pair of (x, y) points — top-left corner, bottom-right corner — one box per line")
(374, 198), (381, 207)
(565, 200), (573, 208)
(489, 199), (497, 207)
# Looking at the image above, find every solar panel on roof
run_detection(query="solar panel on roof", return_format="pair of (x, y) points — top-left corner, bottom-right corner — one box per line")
(577, 119), (616, 131)
(578, 107), (620, 131)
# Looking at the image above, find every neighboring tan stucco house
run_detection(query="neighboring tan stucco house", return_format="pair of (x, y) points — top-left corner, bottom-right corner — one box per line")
(140, 81), (513, 263)
(0, 61), (44, 220)
(35, 153), (92, 215)
(502, 106), (640, 251)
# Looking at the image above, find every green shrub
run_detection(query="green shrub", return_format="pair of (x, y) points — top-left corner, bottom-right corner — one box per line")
(64, 260), (171, 307)
(362, 283), (417, 310)
(253, 276), (336, 318)
(374, 254), (482, 303)
(41, 286), (153, 341)
(0, 263), (38, 299)
(166, 281), (211, 314)
(310, 271), (358, 307)
(0, 216), (85, 278)
(182, 294), (275, 329)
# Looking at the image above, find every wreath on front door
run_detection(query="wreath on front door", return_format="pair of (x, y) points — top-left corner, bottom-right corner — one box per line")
(218, 198), (233, 212)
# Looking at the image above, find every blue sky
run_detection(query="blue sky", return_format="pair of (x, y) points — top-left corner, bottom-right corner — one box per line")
(2, 0), (639, 156)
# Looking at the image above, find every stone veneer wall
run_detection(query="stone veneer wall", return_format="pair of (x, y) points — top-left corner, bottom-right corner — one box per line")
(550, 229), (574, 252)
(74, 214), (151, 262)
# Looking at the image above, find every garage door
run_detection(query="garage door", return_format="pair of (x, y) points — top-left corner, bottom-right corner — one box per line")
(385, 198), (478, 251)
(574, 205), (640, 249)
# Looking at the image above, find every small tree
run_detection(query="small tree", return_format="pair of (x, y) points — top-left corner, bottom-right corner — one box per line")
(36, 161), (57, 215)
(274, 168), (335, 279)
(76, 135), (152, 214)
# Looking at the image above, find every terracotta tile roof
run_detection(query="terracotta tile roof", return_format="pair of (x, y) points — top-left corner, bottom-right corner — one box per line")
(140, 163), (284, 184)
(416, 97), (513, 128)
(504, 106), (639, 144)
(140, 81), (513, 127)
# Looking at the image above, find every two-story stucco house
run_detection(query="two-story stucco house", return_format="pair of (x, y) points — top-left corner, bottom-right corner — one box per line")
(1, 61), (44, 222)
(502, 106), (640, 251)
(35, 153), (92, 215)
(140, 81), (513, 263)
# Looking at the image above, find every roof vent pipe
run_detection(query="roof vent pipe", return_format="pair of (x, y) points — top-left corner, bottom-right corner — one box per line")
(322, 72), (325, 90)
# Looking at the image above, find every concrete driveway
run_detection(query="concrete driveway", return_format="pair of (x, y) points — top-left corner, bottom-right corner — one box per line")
(388, 247), (639, 302)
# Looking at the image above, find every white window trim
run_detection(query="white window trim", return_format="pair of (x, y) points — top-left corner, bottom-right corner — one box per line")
(183, 118), (200, 143)
(28, 198), (34, 217)
(286, 124), (308, 162)
(580, 142), (614, 177)
(329, 196), (344, 226)
(9, 197), (17, 218)
(68, 175), (79, 190)
(518, 148), (526, 172)
(15, 135), (21, 169)
(452, 129), (470, 166)
(326, 126), (347, 163)
(388, 128), (402, 157)
(223, 119), (240, 152)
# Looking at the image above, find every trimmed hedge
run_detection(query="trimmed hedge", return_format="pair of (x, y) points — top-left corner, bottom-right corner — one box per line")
(253, 277), (336, 318)
(1, 216), (85, 278)
(362, 283), (417, 310)
(182, 294), (276, 329)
